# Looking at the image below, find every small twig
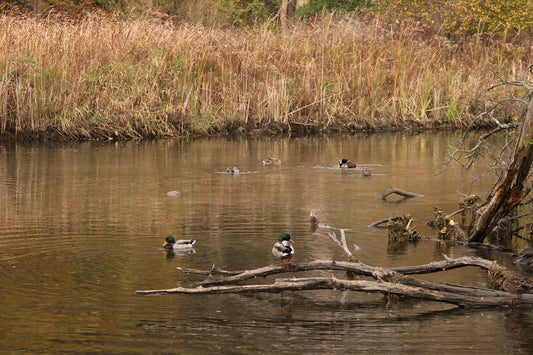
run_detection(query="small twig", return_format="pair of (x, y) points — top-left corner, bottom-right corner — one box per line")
(328, 231), (353, 258)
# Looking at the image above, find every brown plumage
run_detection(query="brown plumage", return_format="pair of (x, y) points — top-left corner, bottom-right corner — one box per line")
(502, 272), (533, 299)
(262, 156), (281, 165)
(338, 159), (356, 168)
(309, 211), (320, 226)
(226, 166), (239, 173)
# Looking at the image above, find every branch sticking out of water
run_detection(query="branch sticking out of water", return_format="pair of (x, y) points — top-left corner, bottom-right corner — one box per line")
(377, 187), (424, 201)
(135, 257), (533, 308)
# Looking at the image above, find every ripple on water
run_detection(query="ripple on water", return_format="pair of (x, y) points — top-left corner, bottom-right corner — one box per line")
(0, 136), (531, 354)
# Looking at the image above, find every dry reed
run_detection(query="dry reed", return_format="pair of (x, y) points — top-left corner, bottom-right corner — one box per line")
(0, 14), (530, 140)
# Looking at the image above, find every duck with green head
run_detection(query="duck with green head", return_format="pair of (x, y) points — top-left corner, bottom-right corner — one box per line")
(339, 159), (356, 168)
(163, 235), (196, 250)
(272, 233), (294, 264)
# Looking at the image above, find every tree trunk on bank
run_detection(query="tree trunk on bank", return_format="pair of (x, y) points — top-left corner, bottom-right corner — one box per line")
(280, 0), (288, 31)
(33, 0), (42, 15)
(469, 93), (533, 243)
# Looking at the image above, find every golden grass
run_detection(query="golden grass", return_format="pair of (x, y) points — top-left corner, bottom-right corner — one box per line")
(0, 14), (530, 140)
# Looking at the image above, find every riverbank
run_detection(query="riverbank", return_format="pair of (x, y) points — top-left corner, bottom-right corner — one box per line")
(1, 14), (531, 141)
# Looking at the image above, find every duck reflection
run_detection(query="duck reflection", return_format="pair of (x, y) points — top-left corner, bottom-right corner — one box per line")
(165, 247), (196, 260)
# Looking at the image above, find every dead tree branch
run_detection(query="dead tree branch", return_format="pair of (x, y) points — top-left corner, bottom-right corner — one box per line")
(469, 93), (533, 243)
(377, 187), (424, 201)
(328, 230), (359, 259)
(135, 275), (530, 308)
(135, 256), (533, 308)
(196, 260), (395, 287)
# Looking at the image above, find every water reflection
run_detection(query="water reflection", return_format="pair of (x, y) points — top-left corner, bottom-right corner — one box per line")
(0, 133), (532, 353)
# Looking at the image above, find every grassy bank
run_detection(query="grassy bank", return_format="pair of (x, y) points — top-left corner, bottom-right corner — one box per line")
(0, 14), (531, 140)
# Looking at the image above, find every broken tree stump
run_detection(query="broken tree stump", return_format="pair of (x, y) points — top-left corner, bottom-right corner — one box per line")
(469, 93), (533, 243)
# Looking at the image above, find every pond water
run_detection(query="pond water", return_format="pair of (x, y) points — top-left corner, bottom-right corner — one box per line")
(1, 133), (533, 353)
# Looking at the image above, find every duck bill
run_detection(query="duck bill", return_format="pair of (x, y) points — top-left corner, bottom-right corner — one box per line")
(162, 242), (168, 247)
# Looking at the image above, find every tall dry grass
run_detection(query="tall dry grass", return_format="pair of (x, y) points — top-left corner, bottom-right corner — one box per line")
(0, 14), (530, 140)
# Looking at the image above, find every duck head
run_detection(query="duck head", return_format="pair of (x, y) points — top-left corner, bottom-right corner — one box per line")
(279, 233), (294, 243)
(163, 235), (175, 248)
(339, 159), (350, 166)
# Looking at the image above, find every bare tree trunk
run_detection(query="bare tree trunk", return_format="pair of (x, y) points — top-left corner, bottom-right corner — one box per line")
(33, 0), (42, 15)
(280, 0), (288, 31)
(469, 93), (533, 243)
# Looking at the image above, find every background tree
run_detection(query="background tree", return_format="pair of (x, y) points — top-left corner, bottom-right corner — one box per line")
(370, 0), (533, 34)
(444, 73), (533, 246)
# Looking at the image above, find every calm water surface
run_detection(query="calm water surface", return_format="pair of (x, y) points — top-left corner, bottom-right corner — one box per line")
(1, 133), (532, 353)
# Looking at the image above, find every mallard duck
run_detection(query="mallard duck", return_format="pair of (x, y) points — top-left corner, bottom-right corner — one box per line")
(361, 167), (372, 176)
(262, 156), (281, 165)
(513, 248), (533, 267)
(226, 166), (239, 173)
(502, 272), (533, 299)
(272, 233), (294, 264)
(338, 159), (356, 168)
(163, 235), (196, 250)
(309, 211), (320, 227)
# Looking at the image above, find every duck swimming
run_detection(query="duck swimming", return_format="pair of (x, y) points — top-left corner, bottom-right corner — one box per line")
(361, 167), (372, 176)
(513, 248), (533, 267)
(163, 235), (196, 250)
(272, 233), (294, 264)
(339, 159), (356, 168)
(226, 167), (239, 174)
(262, 156), (281, 165)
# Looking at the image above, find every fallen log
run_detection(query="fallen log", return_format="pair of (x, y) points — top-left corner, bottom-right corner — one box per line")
(390, 255), (496, 274)
(185, 256), (493, 287)
(195, 259), (395, 287)
(135, 275), (531, 308)
(135, 256), (533, 308)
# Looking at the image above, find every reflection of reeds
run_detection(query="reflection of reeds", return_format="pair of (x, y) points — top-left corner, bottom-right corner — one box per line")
(0, 14), (528, 140)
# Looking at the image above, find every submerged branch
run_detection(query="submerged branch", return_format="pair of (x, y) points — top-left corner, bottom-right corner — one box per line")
(377, 187), (424, 201)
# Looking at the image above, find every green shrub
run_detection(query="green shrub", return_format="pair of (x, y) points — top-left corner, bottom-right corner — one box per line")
(295, 0), (370, 19)
(371, 0), (533, 34)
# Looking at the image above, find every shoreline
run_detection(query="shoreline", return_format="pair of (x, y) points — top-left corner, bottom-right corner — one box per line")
(1, 15), (529, 143)
(0, 120), (490, 143)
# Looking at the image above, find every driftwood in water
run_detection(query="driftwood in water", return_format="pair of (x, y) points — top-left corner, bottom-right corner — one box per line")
(136, 276), (518, 308)
(377, 187), (423, 201)
(135, 256), (533, 308)
(369, 215), (413, 229)
(469, 94), (533, 243)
